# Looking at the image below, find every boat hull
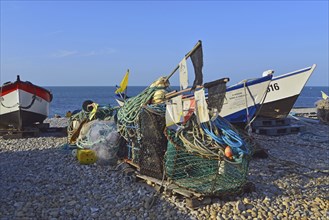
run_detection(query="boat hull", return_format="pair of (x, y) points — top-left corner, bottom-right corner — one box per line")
(220, 74), (273, 123)
(0, 110), (48, 129)
(258, 95), (299, 118)
(0, 78), (52, 129)
(258, 64), (316, 119)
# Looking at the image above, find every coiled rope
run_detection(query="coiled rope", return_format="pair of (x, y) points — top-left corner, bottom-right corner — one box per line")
(201, 117), (251, 162)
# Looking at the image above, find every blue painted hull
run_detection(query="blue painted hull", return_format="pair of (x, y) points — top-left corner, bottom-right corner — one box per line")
(223, 105), (260, 124)
(218, 75), (273, 124)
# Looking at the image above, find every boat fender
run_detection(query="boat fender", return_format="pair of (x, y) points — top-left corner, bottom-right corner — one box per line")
(224, 146), (233, 159)
(151, 89), (167, 104)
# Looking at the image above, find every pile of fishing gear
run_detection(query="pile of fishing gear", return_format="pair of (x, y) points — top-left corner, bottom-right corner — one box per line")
(315, 92), (329, 124)
(115, 41), (254, 196)
(67, 100), (117, 145)
(164, 78), (253, 195)
(66, 100), (120, 164)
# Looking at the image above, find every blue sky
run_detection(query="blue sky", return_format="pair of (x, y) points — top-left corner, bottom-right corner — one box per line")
(1, 1), (328, 86)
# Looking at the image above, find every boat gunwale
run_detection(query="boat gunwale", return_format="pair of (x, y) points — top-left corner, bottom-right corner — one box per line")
(1, 80), (53, 102)
(272, 64), (315, 82)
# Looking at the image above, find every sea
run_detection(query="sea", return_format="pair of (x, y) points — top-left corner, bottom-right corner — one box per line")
(46, 86), (329, 117)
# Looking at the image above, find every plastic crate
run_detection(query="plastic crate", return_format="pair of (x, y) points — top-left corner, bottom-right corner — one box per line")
(77, 149), (97, 165)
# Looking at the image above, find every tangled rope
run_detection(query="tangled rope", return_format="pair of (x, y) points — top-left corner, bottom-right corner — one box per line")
(117, 85), (168, 141)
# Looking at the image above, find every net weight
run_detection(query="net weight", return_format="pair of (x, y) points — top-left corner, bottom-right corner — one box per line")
(267, 83), (280, 92)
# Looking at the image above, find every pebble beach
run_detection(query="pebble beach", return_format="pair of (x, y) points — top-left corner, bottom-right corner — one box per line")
(0, 117), (328, 220)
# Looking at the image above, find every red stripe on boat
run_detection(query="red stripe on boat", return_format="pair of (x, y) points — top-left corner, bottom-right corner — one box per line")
(1, 81), (52, 102)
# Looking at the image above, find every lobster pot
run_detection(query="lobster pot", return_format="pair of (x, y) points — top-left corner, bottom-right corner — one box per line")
(139, 107), (167, 179)
(126, 142), (141, 164)
(165, 133), (249, 196)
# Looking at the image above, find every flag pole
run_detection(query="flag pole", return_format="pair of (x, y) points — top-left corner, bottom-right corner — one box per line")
(166, 40), (202, 81)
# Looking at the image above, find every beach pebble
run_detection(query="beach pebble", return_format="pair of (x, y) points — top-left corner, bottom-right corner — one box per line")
(0, 117), (328, 219)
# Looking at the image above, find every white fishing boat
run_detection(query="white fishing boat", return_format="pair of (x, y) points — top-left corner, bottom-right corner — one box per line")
(0, 75), (53, 130)
(258, 64), (316, 118)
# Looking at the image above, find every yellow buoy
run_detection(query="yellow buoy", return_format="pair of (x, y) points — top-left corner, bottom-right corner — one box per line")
(151, 89), (167, 104)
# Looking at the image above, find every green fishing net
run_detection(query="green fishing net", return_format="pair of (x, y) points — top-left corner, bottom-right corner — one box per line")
(164, 126), (252, 196)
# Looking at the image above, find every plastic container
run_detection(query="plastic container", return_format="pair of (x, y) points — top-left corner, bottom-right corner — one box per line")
(77, 149), (97, 165)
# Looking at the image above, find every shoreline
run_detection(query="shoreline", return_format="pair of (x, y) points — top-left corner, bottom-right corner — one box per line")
(0, 118), (328, 219)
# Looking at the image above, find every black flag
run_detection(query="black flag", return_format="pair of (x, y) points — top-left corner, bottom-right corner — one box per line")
(204, 78), (229, 112)
(191, 41), (203, 90)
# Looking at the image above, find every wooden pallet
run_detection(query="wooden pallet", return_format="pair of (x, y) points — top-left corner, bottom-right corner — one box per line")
(0, 123), (67, 139)
(253, 124), (305, 136)
(0, 127), (40, 139)
(291, 107), (318, 119)
(135, 173), (255, 209)
(252, 117), (290, 127)
(136, 173), (209, 209)
(251, 117), (306, 136)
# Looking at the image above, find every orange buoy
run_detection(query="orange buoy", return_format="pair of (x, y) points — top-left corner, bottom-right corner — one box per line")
(225, 146), (233, 158)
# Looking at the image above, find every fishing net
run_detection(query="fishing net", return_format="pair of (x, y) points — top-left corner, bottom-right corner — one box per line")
(75, 120), (120, 165)
(164, 116), (253, 195)
(67, 102), (117, 145)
